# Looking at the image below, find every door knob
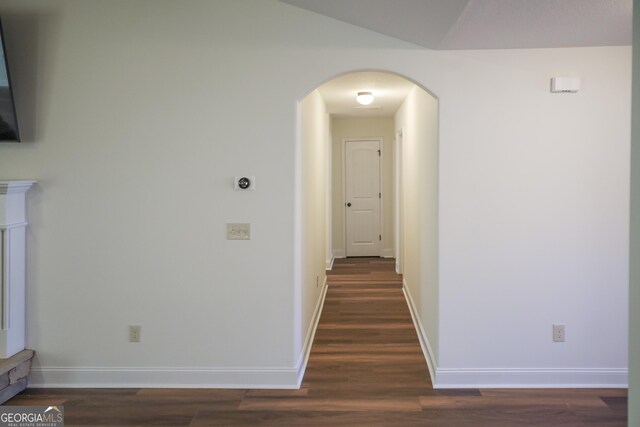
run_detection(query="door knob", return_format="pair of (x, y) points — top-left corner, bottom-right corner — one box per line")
(347, 202), (352, 207)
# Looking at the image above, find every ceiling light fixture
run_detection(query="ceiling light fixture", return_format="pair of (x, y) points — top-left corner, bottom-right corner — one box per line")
(356, 91), (374, 105)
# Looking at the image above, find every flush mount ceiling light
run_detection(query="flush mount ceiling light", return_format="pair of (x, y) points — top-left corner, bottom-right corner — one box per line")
(355, 91), (374, 105)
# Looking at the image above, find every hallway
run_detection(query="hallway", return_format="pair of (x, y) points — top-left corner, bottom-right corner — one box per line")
(305, 257), (432, 399)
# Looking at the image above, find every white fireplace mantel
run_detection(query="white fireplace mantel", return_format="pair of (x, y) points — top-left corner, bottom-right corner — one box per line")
(0, 180), (36, 359)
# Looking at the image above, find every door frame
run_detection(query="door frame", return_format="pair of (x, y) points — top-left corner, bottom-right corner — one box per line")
(342, 137), (384, 257)
(394, 129), (404, 274)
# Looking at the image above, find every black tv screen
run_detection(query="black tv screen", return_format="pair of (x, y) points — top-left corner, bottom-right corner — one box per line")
(0, 18), (20, 142)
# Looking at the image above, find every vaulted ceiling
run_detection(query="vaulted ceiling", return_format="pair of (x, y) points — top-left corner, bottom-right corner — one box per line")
(279, 0), (631, 50)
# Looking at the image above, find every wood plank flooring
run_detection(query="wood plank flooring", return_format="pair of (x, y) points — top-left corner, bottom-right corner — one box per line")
(4, 257), (628, 425)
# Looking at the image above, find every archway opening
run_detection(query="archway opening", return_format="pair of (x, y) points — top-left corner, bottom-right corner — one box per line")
(295, 70), (440, 385)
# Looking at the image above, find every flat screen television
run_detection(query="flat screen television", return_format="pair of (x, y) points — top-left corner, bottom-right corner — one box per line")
(0, 18), (20, 142)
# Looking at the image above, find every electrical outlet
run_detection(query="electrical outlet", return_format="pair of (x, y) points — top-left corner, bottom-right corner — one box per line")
(129, 325), (141, 343)
(552, 324), (565, 342)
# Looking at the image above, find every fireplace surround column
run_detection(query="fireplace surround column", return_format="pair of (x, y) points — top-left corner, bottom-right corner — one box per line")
(0, 180), (35, 358)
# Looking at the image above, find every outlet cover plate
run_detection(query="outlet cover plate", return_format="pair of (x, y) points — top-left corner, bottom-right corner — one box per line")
(129, 325), (141, 343)
(553, 324), (565, 342)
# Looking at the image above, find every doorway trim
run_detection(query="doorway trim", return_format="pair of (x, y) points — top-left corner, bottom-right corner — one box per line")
(394, 129), (404, 274)
(342, 137), (384, 257)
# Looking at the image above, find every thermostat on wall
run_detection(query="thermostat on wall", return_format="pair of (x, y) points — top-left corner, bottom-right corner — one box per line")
(234, 176), (256, 191)
(550, 77), (580, 93)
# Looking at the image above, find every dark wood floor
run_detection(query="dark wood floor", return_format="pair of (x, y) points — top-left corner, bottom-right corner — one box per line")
(5, 257), (628, 425)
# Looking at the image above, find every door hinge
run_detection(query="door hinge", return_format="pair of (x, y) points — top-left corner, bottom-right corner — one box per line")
(379, 234), (382, 241)
(379, 192), (381, 199)
(377, 149), (381, 156)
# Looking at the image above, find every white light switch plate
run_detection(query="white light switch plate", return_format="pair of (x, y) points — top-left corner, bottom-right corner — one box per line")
(227, 223), (250, 240)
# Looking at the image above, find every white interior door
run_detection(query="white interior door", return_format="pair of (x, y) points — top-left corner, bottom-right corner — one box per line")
(345, 139), (381, 257)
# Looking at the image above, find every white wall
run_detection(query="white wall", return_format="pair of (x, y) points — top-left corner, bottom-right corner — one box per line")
(437, 47), (630, 387)
(297, 90), (329, 379)
(0, 0), (630, 388)
(0, 0), (345, 387)
(629, 0), (640, 421)
(394, 87), (440, 370)
(331, 117), (395, 258)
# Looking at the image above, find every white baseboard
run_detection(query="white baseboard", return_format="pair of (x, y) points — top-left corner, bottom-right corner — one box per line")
(383, 248), (394, 258)
(402, 280), (437, 384)
(402, 280), (628, 389)
(326, 255), (334, 270)
(30, 280), (330, 390)
(294, 277), (328, 386)
(28, 366), (300, 389)
(435, 368), (628, 389)
(332, 249), (344, 259)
